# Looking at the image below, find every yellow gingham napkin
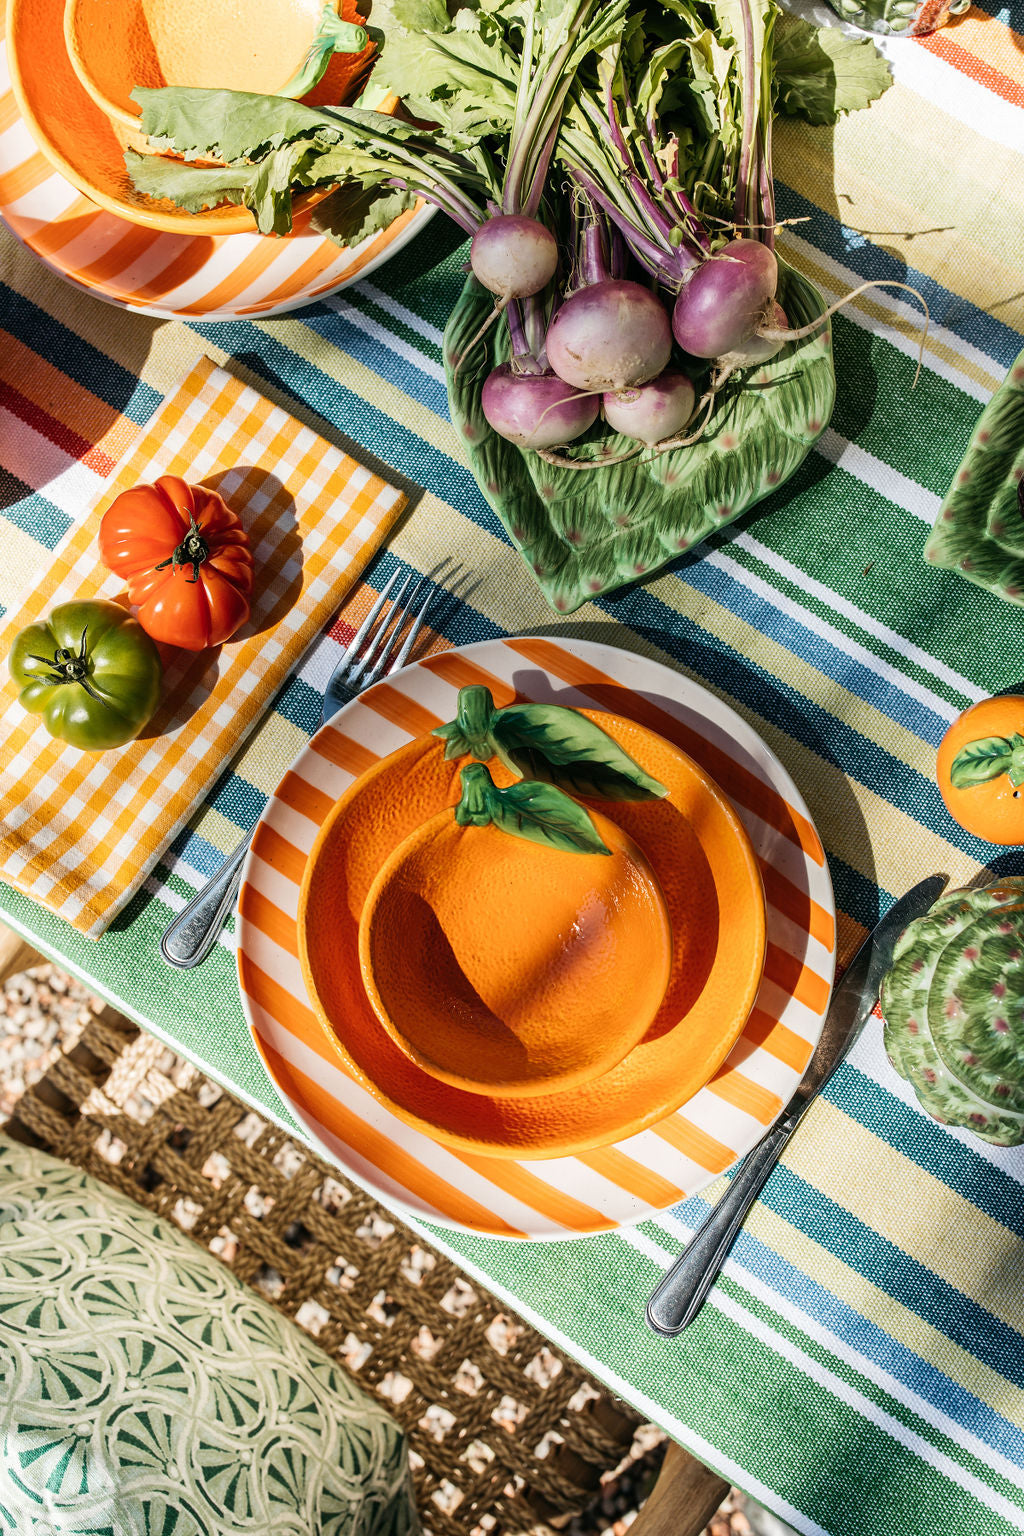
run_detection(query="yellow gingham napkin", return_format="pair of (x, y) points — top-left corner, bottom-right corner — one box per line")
(0, 356), (407, 937)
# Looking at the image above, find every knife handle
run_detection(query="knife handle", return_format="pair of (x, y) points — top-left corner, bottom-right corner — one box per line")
(646, 1111), (800, 1337)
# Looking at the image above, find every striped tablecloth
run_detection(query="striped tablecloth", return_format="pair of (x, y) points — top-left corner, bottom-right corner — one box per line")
(3, 8), (1024, 1534)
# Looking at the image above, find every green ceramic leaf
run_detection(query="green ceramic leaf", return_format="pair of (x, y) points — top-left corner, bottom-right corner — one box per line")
(433, 685), (667, 800)
(949, 735), (1016, 788)
(445, 257), (835, 613)
(455, 762), (611, 854)
(923, 347), (1024, 604)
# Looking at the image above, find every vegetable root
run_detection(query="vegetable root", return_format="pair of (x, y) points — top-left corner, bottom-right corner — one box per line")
(756, 280), (931, 383)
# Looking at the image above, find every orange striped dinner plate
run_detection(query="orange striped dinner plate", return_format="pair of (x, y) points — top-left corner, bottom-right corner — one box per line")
(0, 25), (433, 319)
(237, 636), (838, 1239)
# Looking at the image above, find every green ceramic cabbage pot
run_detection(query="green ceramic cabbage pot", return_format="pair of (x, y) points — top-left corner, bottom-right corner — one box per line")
(880, 877), (1024, 1144)
(824, 0), (968, 35)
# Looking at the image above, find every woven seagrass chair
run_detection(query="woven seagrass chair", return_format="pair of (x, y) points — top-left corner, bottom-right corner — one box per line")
(0, 926), (729, 1536)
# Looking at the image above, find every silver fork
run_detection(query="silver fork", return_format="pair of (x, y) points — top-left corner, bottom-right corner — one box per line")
(159, 567), (441, 969)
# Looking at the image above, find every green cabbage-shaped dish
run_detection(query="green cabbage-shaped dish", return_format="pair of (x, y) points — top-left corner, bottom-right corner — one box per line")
(445, 258), (835, 614)
(880, 878), (1024, 1144)
(824, 0), (967, 35)
(923, 346), (1024, 604)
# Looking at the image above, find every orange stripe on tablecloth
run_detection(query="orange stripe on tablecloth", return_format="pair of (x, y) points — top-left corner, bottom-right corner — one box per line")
(456, 1151), (616, 1233)
(419, 650), (519, 706)
(919, 24), (1024, 105)
(312, 727), (382, 779)
(251, 823), (309, 888)
(651, 1115), (736, 1173)
(363, 683), (444, 739)
(255, 1036), (527, 1238)
(706, 1066), (782, 1124)
(505, 638), (825, 866)
(0, 150), (53, 203)
(578, 1146), (685, 1208)
(0, 331), (139, 463)
(763, 943), (831, 1015)
(740, 1008), (815, 1074)
(759, 863), (834, 953)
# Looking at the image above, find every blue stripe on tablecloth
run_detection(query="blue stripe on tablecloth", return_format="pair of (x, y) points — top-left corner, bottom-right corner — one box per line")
(0, 286), (161, 420)
(758, 1165), (1024, 1388)
(591, 582), (996, 861)
(204, 767), (267, 830)
(774, 185), (1023, 371)
(827, 1063), (1024, 1239)
(301, 310), (450, 417)
(0, 484), (73, 549)
(673, 555), (953, 746)
(657, 1204), (1024, 1469)
(829, 857), (890, 935)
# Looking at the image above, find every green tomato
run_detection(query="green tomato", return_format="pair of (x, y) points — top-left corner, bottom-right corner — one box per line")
(8, 600), (162, 751)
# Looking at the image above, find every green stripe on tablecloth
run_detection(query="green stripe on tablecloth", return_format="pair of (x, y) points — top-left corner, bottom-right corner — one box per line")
(718, 538), (977, 714)
(436, 1229), (1023, 1536)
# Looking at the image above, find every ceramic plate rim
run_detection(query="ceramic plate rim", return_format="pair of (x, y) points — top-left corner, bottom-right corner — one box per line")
(236, 634), (838, 1241)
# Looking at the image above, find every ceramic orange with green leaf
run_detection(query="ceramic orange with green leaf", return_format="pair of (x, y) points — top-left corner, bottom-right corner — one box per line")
(298, 686), (766, 1159)
(937, 695), (1024, 845)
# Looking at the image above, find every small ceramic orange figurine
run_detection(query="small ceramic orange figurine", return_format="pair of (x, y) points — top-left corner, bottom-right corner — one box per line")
(358, 763), (673, 1098)
(937, 694), (1024, 844)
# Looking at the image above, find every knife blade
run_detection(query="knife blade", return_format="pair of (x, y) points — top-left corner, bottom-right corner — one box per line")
(645, 872), (949, 1337)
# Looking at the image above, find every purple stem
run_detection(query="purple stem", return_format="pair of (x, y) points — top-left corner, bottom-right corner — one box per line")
(604, 70), (638, 178)
(385, 177), (479, 236)
(608, 223), (628, 280)
(521, 120), (559, 219)
(733, 0), (758, 238)
(581, 221), (610, 287)
(566, 163), (694, 287)
(506, 301), (543, 371)
(636, 137), (666, 195)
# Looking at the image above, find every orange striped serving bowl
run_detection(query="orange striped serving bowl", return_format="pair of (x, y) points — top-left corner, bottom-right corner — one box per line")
(0, 0), (433, 316)
(237, 635), (837, 1240)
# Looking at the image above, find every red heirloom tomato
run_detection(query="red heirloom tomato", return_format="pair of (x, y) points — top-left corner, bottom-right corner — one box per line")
(98, 476), (254, 650)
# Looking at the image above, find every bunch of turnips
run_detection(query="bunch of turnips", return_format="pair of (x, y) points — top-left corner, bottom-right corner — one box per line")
(124, 0), (899, 469)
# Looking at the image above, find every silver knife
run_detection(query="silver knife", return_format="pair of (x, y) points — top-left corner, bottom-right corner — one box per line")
(645, 873), (948, 1337)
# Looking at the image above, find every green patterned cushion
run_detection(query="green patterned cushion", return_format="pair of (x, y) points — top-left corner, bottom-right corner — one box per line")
(0, 1136), (419, 1535)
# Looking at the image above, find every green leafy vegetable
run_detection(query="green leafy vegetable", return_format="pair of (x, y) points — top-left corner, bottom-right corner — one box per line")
(455, 762), (611, 853)
(773, 13), (893, 125)
(434, 684), (668, 799)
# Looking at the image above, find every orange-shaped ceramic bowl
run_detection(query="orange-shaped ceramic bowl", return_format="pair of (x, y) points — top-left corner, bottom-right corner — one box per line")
(298, 711), (767, 1159)
(5, 0), (376, 233)
(64, 0), (374, 137)
(357, 803), (673, 1099)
